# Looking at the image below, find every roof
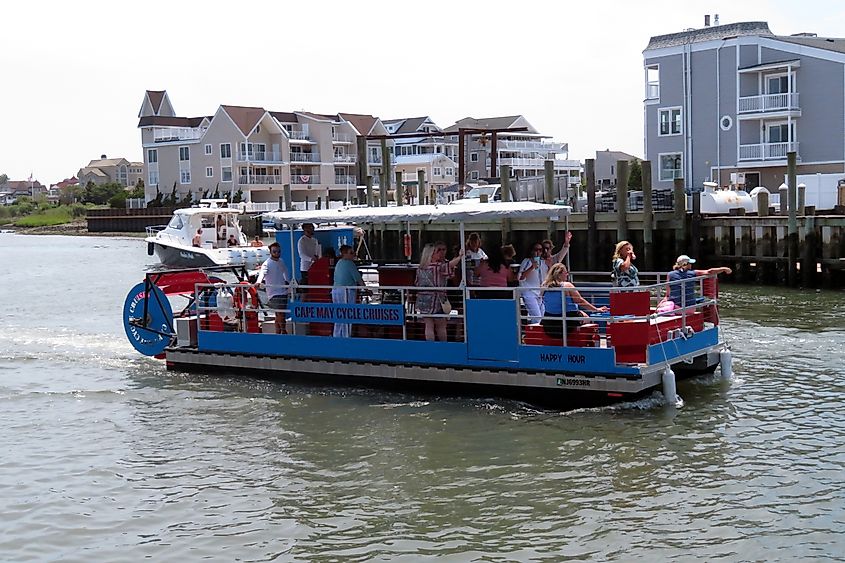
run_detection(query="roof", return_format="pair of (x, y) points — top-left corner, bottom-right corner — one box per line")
(79, 168), (108, 178)
(338, 113), (378, 136)
(596, 150), (640, 162)
(774, 35), (845, 54)
(645, 21), (773, 50)
(147, 90), (166, 114)
(264, 201), (569, 225)
(269, 111), (298, 123)
(174, 207), (244, 217)
(86, 158), (128, 167)
(385, 116), (431, 135)
(138, 115), (208, 128)
(221, 105), (266, 136)
(443, 116), (523, 133)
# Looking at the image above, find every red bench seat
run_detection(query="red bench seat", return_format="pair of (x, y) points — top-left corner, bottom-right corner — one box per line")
(522, 323), (599, 347)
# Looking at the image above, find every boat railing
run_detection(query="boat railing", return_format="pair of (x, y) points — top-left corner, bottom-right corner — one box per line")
(146, 225), (167, 237)
(189, 273), (721, 354)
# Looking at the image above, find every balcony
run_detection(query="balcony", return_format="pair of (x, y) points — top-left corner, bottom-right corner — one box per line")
(334, 154), (356, 164)
(368, 155), (395, 165)
(738, 142), (799, 161)
(153, 127), (206, 142)
(286, 128), (311, 141)
(291, 174), (320, 185)
(332, 133), (354, 143)
(738, 93), (800, 114)
(238, 174), (283, 185)
(497, 157), (581, 169)
(334, 175), (357, 185)
(498, 140), (567, 154)
(236, 150), (283, 162)
(289, 152), (319, 163)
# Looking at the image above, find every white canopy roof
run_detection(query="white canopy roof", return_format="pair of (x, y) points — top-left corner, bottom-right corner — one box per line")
(263, 201), (569, 225)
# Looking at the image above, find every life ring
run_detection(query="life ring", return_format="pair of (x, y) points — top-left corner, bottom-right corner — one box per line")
(232, 282), (259, 310)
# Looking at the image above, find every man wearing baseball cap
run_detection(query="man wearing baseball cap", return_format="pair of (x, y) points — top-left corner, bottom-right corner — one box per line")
(667, 255), (732, 309)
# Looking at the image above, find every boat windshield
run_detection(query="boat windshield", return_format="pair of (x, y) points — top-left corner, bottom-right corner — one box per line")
(465, 187), (497, 199)
(167, 215), (184, 229)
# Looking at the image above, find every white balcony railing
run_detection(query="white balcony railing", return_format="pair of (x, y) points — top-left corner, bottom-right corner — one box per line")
(289, 152), (319, 163)
(286, 129), (311, 141)
(738, 92), (800, 114)
(498, 140), (567, 153)
(497, 157), (581, 169)
(368, 155), (396, 165)
(153, 127), (206, 142)
(334, 154), (356, 163)
(291, 174), (320, 185)
(236, 150), (283, 162)
(238, 174), (283, 185)
(332, 133), (353, 143)
(738, 141), (799, 161)
(334, 175), (357, 185)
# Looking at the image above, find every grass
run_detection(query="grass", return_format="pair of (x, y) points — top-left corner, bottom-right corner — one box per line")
(14, 207), (75, 227)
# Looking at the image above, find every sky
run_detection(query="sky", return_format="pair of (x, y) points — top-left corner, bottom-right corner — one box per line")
(1, 0), (844, 185)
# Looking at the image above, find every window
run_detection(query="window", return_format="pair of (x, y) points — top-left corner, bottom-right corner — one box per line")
(180, 169), (191, 184)
(470, 152), (479, 162)
(221, 166), (232, 182)
(659, 153), (683, 181)
(205, 144), (212, 155)
(645, 64), (659, 100)
(446, 167), (454, 176)
(147, 149), (157, 163)
(179, 146), (190, 161)
(206, 167), (213, 178)
(766, 74), (790, 95)
(470, 171), (479, 180)
(220, 143), (231, 158)
(433, 167), (441, 176)
(148, 169), (159, 186)
(658, 107), (682, 136)
(766, 123), (795, 144)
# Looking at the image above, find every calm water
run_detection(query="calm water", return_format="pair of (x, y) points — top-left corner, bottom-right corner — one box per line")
(1, 234), (844, 562)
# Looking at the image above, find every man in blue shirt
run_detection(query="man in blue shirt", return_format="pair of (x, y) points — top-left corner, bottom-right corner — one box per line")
(332, 244), (364, 338)
(667, 255), (732, 309)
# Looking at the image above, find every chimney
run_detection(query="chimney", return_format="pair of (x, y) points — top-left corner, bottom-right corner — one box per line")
(100, 154), (107, 159)
(714, 14), (720, 26)
(704, 14), (711, 27)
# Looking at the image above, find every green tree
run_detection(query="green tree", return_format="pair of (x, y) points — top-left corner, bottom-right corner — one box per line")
(212, 185), (220, 199)
(0, 173), (8, 185)
(109, 191), (127, 208)
(83, 181), (124, 205)
(627, 159), (643, 190)
(181, 190), (193, 206)
(232, 188), (243, 203)
(148, 186), (163, 207)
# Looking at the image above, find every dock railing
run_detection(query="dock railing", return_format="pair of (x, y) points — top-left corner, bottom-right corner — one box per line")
(190, 272), (720, 355)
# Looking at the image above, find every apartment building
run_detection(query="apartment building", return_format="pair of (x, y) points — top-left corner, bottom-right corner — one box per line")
(137, 90), (391, 206)
(383, 116), (458, 199)
(595, 150), (640, 187)
(644, 19), (845, 192)
(78, 156), (144, 187)
(442, 116), (581, 187)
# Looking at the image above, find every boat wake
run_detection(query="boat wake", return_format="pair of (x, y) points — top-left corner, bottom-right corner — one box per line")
(0, 325), (145, 370)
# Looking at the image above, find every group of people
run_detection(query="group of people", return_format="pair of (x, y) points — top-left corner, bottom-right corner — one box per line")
(251, 223), (732, 343)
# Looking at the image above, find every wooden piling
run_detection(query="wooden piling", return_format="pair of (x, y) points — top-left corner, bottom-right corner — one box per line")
(673, 178), (686, 258)
(395, 171), (403, 206)
(757, 191), (769, 217)
(417, 169), (425, 205)
(283, 184), (292, 211)
(500, 165), (511, 202)
(585, 159), (597, 271)
(787, 152), (798, 286)
(642, 161), (654, 272)
(691, 188), (701, 261)
(544, 160), (555, 204)
(802, 210), (817, 287)
(616, 160), (629, 243)
(356, 136), (368, 186)
(366, 175), (374, 207)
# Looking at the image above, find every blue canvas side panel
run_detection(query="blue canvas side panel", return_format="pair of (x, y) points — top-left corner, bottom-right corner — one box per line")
(465, 299), (518, 362)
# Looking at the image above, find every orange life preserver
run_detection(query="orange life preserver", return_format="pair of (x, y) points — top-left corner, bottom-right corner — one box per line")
(403, 233), (412, 259)
(232, 282), (259, 310)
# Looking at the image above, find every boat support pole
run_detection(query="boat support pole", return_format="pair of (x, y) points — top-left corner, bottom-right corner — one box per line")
(719, 348), (733, 379)
(662, 367), (678, 406)
(459, 221), (467, 340)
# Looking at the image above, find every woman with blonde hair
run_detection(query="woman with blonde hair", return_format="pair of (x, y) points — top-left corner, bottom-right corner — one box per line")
(541, 263), (608, 340)
(611, 240), (639, 287)
(416, 242), (464, 341)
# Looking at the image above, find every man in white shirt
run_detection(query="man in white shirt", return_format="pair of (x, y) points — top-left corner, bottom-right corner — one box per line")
(297, 223), (321, 284)
(255, 242), (290, 334)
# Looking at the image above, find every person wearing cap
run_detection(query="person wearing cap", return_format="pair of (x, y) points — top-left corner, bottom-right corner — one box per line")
(665, 255), (732, 310)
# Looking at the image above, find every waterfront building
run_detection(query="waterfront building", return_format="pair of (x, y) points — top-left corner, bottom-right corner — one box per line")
(442, 115), (581, 189)
(643, 19), (845, 192)
(595, 149), (640, 187)
(78, 156), (143, 187)
(137, 90), (392, 207)
(383, 116), (458, 201)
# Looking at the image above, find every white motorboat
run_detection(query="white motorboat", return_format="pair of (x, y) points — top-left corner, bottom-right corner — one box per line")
(145, 199), (269, 269)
